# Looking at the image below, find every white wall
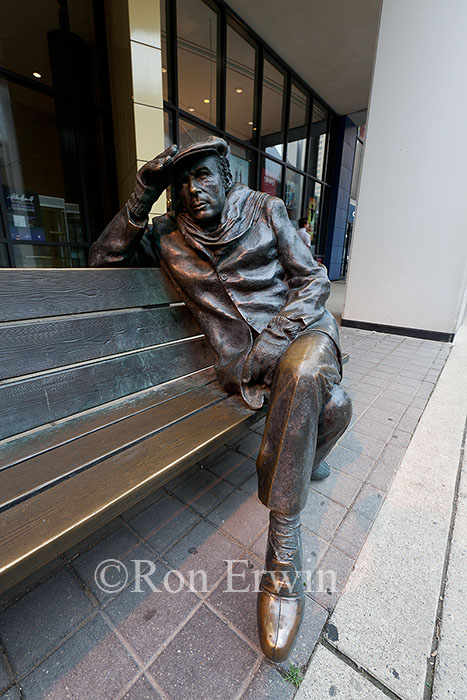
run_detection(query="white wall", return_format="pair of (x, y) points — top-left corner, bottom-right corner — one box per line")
(343, 0), (467, 336)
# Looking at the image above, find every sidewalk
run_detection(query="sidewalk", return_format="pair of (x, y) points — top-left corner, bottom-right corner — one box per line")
(0, 323), (459, 700)
(297, 319), (467, 700)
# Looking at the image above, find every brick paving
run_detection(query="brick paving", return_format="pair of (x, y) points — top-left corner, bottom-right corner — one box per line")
(0, 328), (451, 699)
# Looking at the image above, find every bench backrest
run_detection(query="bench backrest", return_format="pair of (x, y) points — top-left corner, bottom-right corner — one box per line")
(0, 269), (215, 440)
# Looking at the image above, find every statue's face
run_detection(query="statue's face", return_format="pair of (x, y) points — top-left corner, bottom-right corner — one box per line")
(176, 155), (226, 228)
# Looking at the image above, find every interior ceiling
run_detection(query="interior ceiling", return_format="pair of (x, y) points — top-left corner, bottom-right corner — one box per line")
(226, 0), (382, 115)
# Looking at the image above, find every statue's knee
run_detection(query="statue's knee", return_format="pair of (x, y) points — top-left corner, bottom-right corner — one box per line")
(279, 357), (321, 385)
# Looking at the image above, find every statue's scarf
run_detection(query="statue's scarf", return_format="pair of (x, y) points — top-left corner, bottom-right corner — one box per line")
(177, 184), (268, 249)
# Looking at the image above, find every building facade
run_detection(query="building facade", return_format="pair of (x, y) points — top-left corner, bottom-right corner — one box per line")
(0, 0), (354, 273)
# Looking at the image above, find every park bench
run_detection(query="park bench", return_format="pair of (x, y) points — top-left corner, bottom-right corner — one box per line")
(0, 268), (263, 593)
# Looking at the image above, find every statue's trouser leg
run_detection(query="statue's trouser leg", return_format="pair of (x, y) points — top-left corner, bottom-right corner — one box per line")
(255, 331), (351, 661)
(257, 331), (351, 514)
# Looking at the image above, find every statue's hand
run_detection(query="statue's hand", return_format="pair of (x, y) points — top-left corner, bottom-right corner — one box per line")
(242, 329), (290, 388)
(138, 144), (179, 191)
(128, 144), (179, 221)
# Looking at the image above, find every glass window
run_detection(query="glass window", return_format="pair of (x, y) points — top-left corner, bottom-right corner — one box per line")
(285, 169), (304, 228)
(178, 118), (215, 148)
(260, 157), (282, 198)
(12, 243), (86, 267)
(161, 0), (169, 101)
(228, 142), (256, 189)
(226, 26), (256, 142)
(309, 100), (328, 180)
(0, 244), (9, 267)
(0, 0), (60, 87)
(304, 179), (322, 255)
(0, 81), (84, 245)
(260, 58), (285, 159)
(177, 0), (218, 125)
(287, 83), (308, 171)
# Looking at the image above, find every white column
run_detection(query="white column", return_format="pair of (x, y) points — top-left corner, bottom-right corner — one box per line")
(343, 0), (467, 337)
(105, 0), (166, 215)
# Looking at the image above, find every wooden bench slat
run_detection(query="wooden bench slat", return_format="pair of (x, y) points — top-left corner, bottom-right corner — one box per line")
(0, 337), (215, 440)
(0, 269), (180, 322)
(0, 306), (202, 380)
(0, 395), (259, 592)
(0, 368), (217, 470)
(0, 383), (228, 510)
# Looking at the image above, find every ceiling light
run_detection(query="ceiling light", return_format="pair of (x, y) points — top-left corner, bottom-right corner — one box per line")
(188, 107), (195, 112)
(32, 72), (42, 79)
(247, 121), (253, 125)
(203, 98), (210, 104)
(235, 87), (243, 94)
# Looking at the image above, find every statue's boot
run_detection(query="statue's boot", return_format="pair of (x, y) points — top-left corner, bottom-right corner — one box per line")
(311, 460), (330, 480)
(257, 511), (304, 662)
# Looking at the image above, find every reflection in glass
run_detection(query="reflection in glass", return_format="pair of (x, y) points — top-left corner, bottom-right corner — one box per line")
(161, 0), (169, 101)
(226, 26), (256, 142)
(260, 59), (285, 159)
(177, 0), (217, 125)
(164, 111), (174, 149)
(309, 100), (328, 180)
(0, 244), (9, 267)
(0, 81), (83, 246)
(287, 84), (308, 171)
(228, 142), (255, 189)
(304, 179), (322, 255)
(260, 157), (282, 198)
(0, 83), (65, 199)
(285, 169), (304, 228)
(12, 244), (86, 267)
(179, 118), (214, 148)
(67, 0), (101, 108)
(0, 0), (59, 86)
(65, 204), (83, 242)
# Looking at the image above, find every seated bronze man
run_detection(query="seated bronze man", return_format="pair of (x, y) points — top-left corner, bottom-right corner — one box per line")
(89, 137), (351, 662)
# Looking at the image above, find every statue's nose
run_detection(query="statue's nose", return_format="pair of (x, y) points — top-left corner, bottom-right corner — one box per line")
(189, 177), (200, 195)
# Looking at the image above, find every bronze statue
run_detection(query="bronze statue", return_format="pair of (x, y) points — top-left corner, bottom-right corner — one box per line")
(89, 137), (351, 662)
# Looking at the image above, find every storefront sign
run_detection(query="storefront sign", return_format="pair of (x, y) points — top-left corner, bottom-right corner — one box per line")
(3, 187), (45, 241)
(261, 170), (278, 197)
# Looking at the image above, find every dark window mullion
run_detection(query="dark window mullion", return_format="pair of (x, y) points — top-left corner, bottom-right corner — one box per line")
(168, 0), (179, 143)
(303, 90), (314, 179)
(57, 0), (95, 246)
(253, 43), (264, 190)
(317, 183), (331, 257)
(217, 3), (226, 130)
(11, 240), (90, 248)
(0, 171), (15, 267)
(282, 71), (291, 166)
(322, 111), (333, 185)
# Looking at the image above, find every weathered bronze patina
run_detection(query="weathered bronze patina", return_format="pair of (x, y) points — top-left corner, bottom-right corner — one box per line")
(89, 137), (352, 661)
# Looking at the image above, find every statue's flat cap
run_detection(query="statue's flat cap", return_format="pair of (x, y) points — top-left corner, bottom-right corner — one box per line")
(172, 136), (229, 170)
